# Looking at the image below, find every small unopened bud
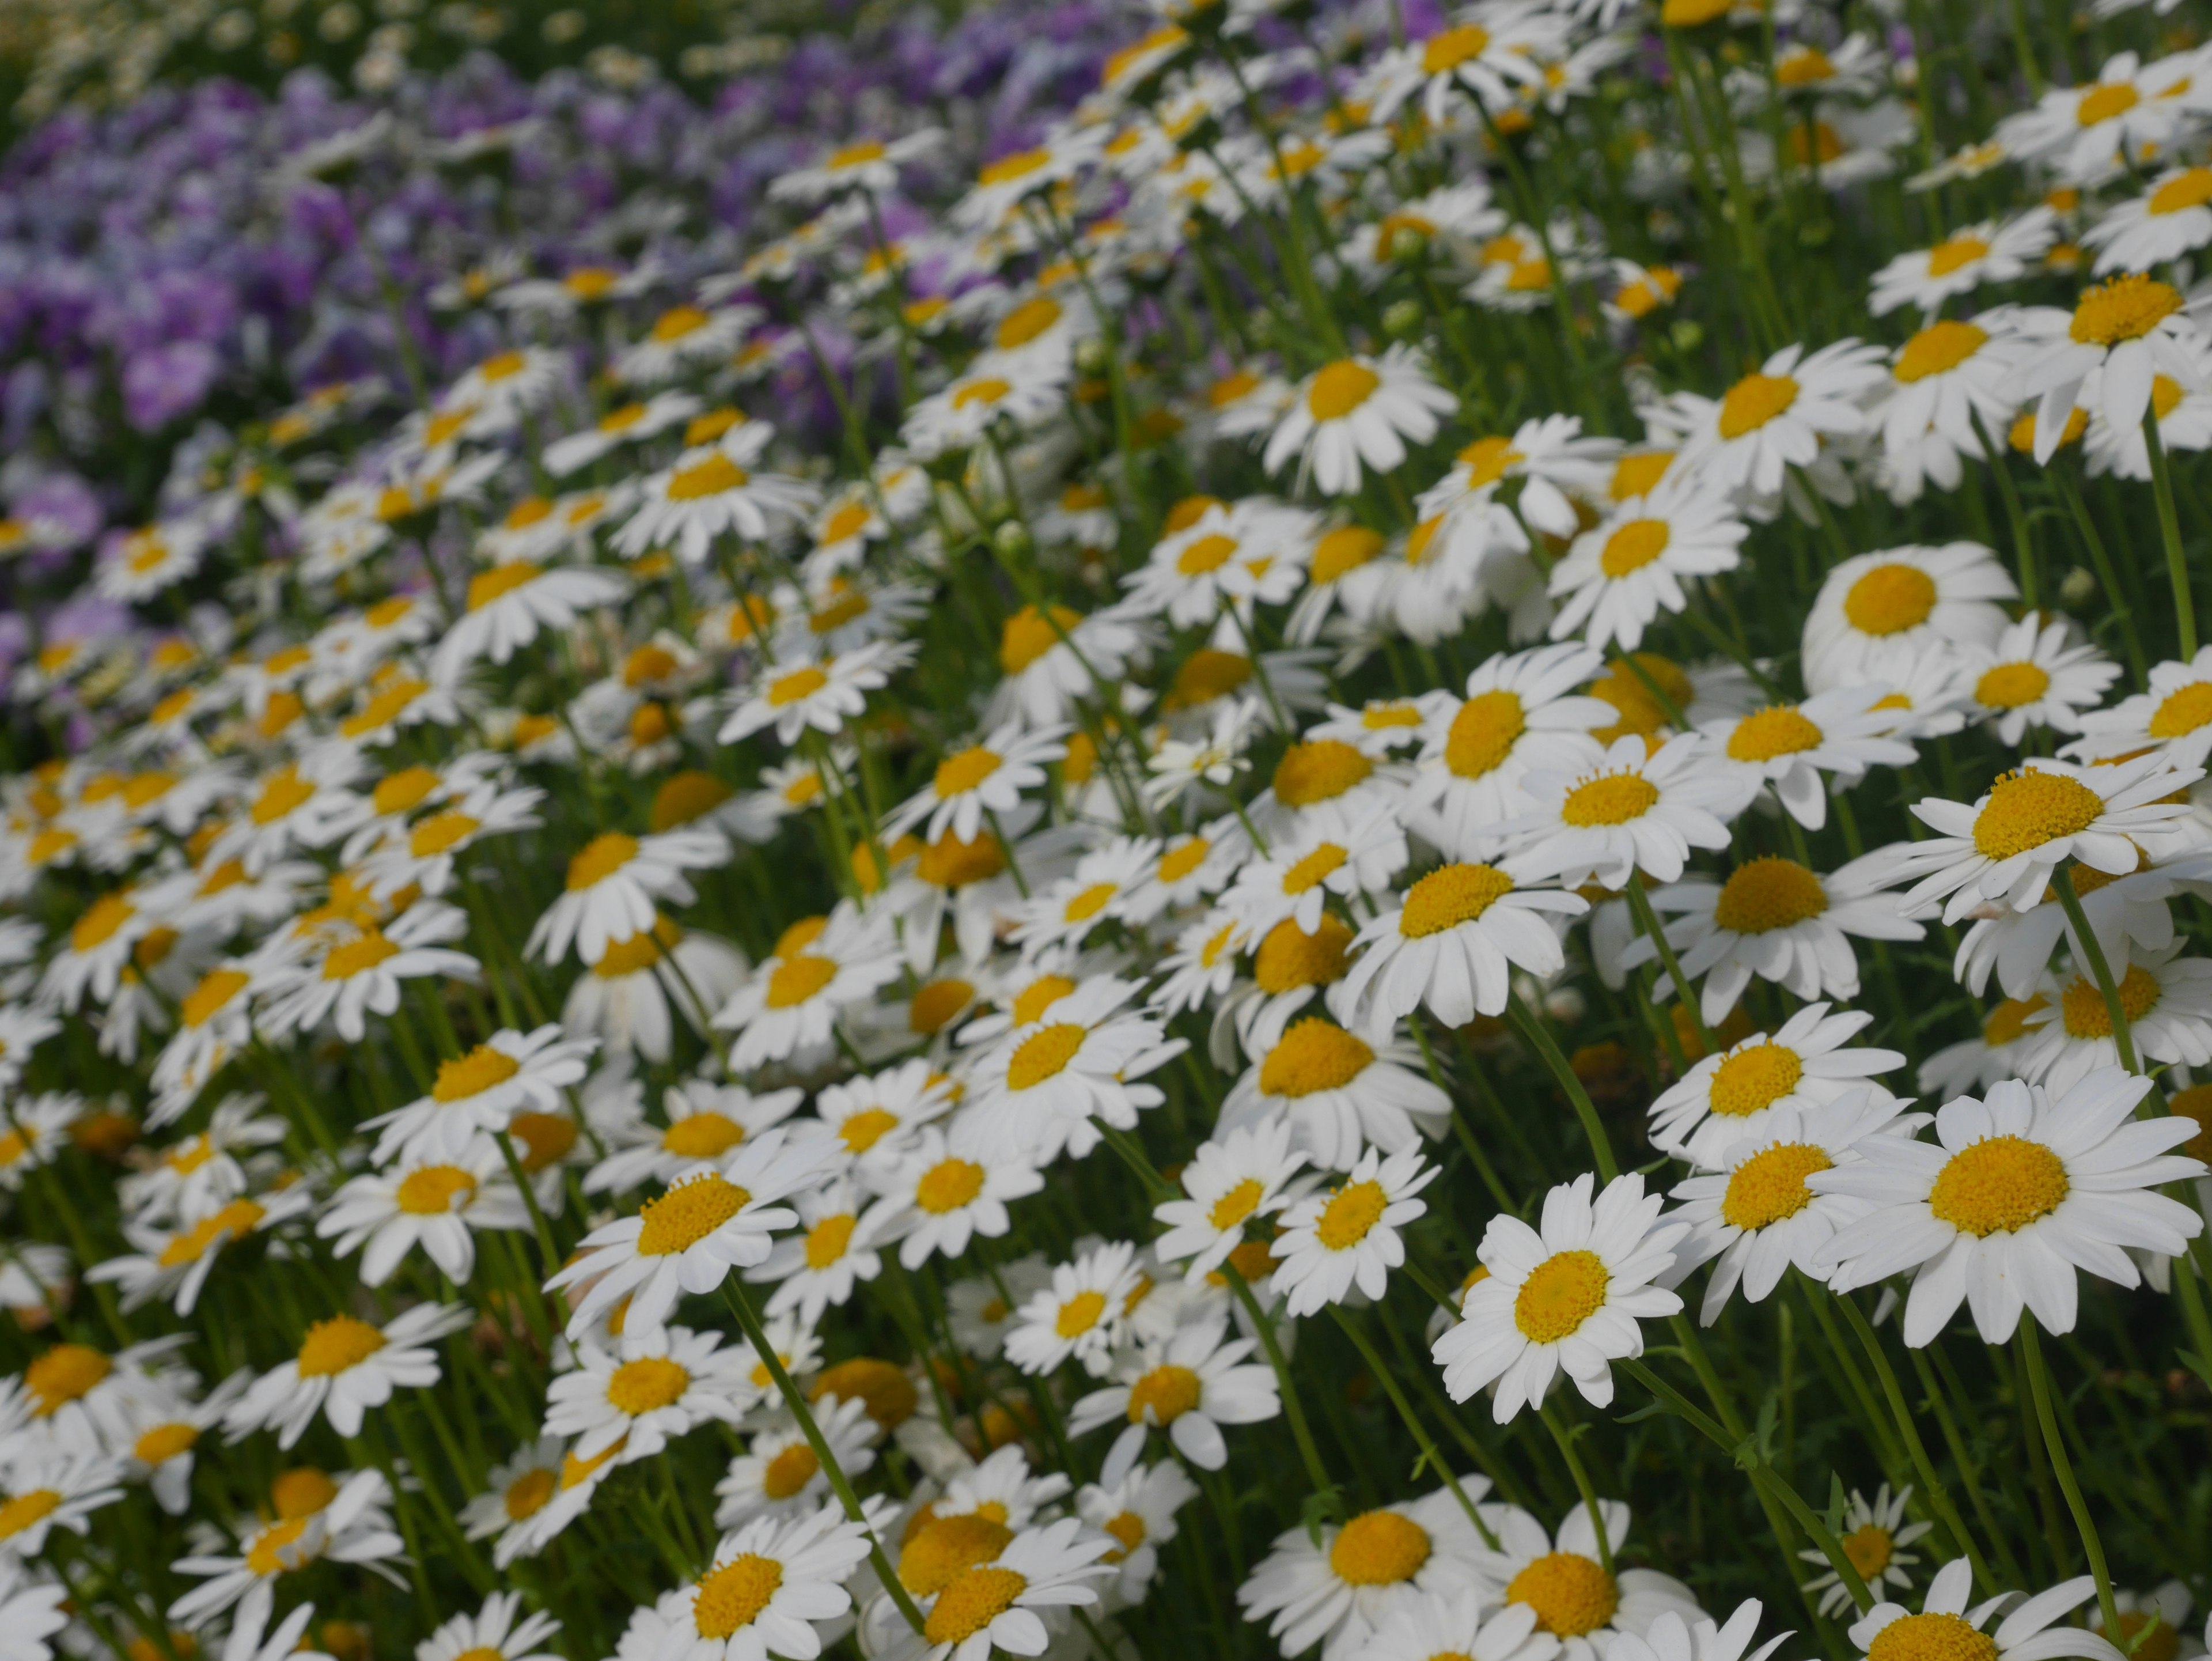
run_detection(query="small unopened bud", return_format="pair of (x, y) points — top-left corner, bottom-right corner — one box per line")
(1387, 224), (1430, 264)
(2059, 565), (2098, 608)
(992, 519), (1033, 561)
(1073, 335), (1112, 377)
(1669, 319), (1704, 353)
(1381, 298), (1426, 340)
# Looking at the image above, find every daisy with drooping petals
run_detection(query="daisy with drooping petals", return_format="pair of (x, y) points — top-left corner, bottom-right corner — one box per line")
(0, 1452), (123, 1557)
(713, 1395), (878, 1528)
(316, 1137), (527, 1287)
(1078, 1459), (1200, 1610)
(1960, 614), (2122, 744)
(2008, 273), (2206, 464)
(1700, 686), (1920, 830)
(2074, 646), (2212, 768)
(964, 975), (1176, 1164)
(1505, 733), (1749, 890)
(1350, 1592), (1563, 1661)
(714, 904), (903, 1072)
(433, 559), (629, 682)
(1221, 1015), (1452, 1171)
(1264, 347), (1456, 497)
(1797, 1486), (1931, 1617)
(1546, 483), (1747, 652)
(416, 1591), (562, 1661)
(1868, 210), (2058, 317)
(1814, 1066), (2206, 1345)
(2085, 165), (2212, 274)
(747, 1176), (892, 1326)
(1844, 1560), (2122, 1661)
(1801, 543), (2017, 691)
(1222, 808), (1408, 941)
(225, 1302), (472, 1448)
(1874, 311), (2029, 506)
(614, 425), (820, 563)
(364, 1025), (599, 1163)
(888, 722), (1069, 844)
(527, 827), (729, 967)
(1473, 1503), (1706, 1661)
(1238, 1485), (1493, 1661)
(1151, 1118), (1313, 1281)
(1271, 1145), (1438, 1316)
(585, 1079), (805, 1195)
(2015, 945), (2212, 1094)
(1338, 862), (1584, 1040)
(658, 1502), (874, 1661)
(896, 1515), (1112, 1661)
(1650, 1002), (1907, 1169)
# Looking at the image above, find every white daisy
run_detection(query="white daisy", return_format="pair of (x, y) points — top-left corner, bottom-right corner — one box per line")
(1338, 862), (1586, 1039)
(1078, 1459), (1200, 1610)
(586, 1079), (806, 1195)
(2016, 945), (2212, 1094)
(1869, 210), (2058, 317)
(1844, 1560), (2121, 1661)
(864, 1122), (1045, 1270)
(414, 1591), (562, 1661)
(1682, 338), (1887, 501)
(315, 1137), (528, 1287)
(2085, 165), (2212, 274)
(433, 559), (630, 682)
(658, 1503), (874, 1661)
(719, 642), (915, 748)
(1473, 1503), (1705, 1661)
(363, 1025), (599, 1164)
(1067, 1307), (1282, 1489)
(1960, 614), (2122, 744)
(714, 903), (903, 1072)
(1005, 1239), (1147, 1377)
(1546, 482), (1748, 652)
(1221, 1015), (1452, 1171)
(1650, 1002), (1907, 1169)
(224, 1303), (471, 1448)
(528, 827), (728, 967)
(1801, 543), (2018, 692)
(1797, 1485), (1931, 1617)
(1272, 1144), (1438, 1317)
(1238, 1485), (1493, 1661)
(2008, 273), (2207, 463)
(1151, 1118), (1313, 1281)
(1699, 685), (1921, 830)
(747, 1176), (892, 1326)
(1505, 733), (1750, 890)
(1264, 347), (1457, 497)
(888, 723), (1069, 845)
(713, 1394), (878, 1528)
(544, 1325), (752, 1462)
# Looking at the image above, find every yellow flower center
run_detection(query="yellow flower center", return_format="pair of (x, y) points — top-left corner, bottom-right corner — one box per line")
(764, 954), (838, 1009)
(838, 1108), (900, 1154)
(504, 1467), (556, 1521)
(994, 297), (1061, 350)
(1867, 1612), (1999, 1661)
(394, 1166), (476, 1215)
(0, 1490), (60, 1540)
(760, 1443), (819, 1500)
(25, 1344), (111, 1413)
(1928, 1136), (2070, 1236)
(1103, 1512), (1146, 1559)
(1972, 660), (2050, 711)
(934, 747), (1002, 799)
(296, 1315), (387, 1378)
(1282, 844), (1347, 896)
(1709, 1042), (1804, 1116)
(1895, 320), (1988, 384)
(1842, 1523), (1895, 1578)
(1315, 1179), (1389, 1250)
(925, 1567), (1028, 1645)
(1054, 1289), (1109, 1339)
(1312, 526), (1385, 584)
(410, 811), (479, 857)
(244, 1515), (312, 1576)
(1062, 881), (1120, 922)
(1000, 604), (1082, 674)
(1722, 1142), (1834, 1230)
(1728, 705), (1824, 762)
(2147, 680), (2212, 738)
(916, 1158), (986, 1214)
(71, 892), (135, 953)
(509, 1113), (577, 1172)
(2075, 81), (2139, 126)
(1985, 995), (2048, 1047)
(901, 1513), (1014, 1594)
(1307, 360), (1380, 421)
(669, 453), (748, 501)
(1175, 532), (1238, 577)
(692, 1554), (784, 1639)
(1509, 1552), (1620, 1636)
(1400, 862), (1515, 937)
(2070, 274), (2181, 345)
(433, 1045), (521, 1103)
(1560, 770), (1660, 826)
(134, 1422), (200, 1465)
(608, 1356), (691, 1414)
(251, 766), (317, 826)
(663, 1113), (745, 1159)
(804, 1214), (857, 1270)
(1274, 740), (1373, 807)
(1421, 22), (1493, 72)
(1330, 1510), (1431, 1587)
(1446, 689), (1527, 779)
(1255, 915), (1354, 993)
(635, 1174), (750, 1255)
(321, 930), (400, 980)
(1514, 1250), (1609, 1343)
(1209, 1178), (1266, 1232)
(1008, 1023), (1086, 1090)
(2150, 168), (2212, 216)
(1260, 1017), (1374, 1097)
(158, 1199), (267, 1266)
(372, 767), (441, 818)
(181, 967), (250, 1028)
(566, 833), (639, 892)
(1011, 974), (1078, 1027)
(465, 562), (541, 612)
(1712, 857), (1827, 933)
(1717, 372), (1799, 438)
(1599, 519), (1671, 578)
(2061, 962), (2162, 1035)
(1925, 234), (1991, 277)
(1971, 770), (2104, 860)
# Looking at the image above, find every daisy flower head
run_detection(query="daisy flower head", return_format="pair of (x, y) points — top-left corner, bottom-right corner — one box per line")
(615, 426), (820, 565)
(2085, 165), (2212, 274)
(0, 1451), (122, 1558)
(1238, 1485), (1493, 1661)
(1007, 837), (1161, 958)
(1797, 1485), (1931, 1617)
(1995, 47), (2197, 183)
(2016, 945), (2212, 1094)
(1669, 1089), (1929, 1322)
(1264, 346), (1456, 497)
(225, 1303), (471, 1448)
(364, 1024), (599, 1164)
(964, 974), (1176, 1164)
(1151, 1117), (1313, 1281)
(1351, 1592), (1565, 1661)
(1651, 1002), (1906, 1168)
(715, 904), (903, 1073)
(415, 1592), (561, 1661)
(770, 127), (944, 203)
(1434, 1172), (1686, 1422)
(562, 917), (749, 1066)
(1699, 685), (1921, 830)
(544, 1324), (753, 1463)
(1960, 614), (2121, 744)
(1628, 852), (1925, 1027)
(1338, 862), (1586, 1039)
(1475, 1503), (1705, 1661)
(253, 905), (479, 1045)
(2009, 273), (2206, 463)
(1876, 310), (2029, 506)
(1505, 733), (1751, 890)
(813, 1060), (957, 1174)
(866, 1121), (1046, 1270)
(1224, 807), (1408, 941)
(901, 1515), (1112, 1661)
(2082, 361), (2212, 481)
(547, 1127), (832, 1341)
(900, 356), (1068, 461)
(889, 722), (1069, 845)
(1005, 1238), (1147, 1377)
(1144, 696), (1264, 812)
(1682, 338), (1887, 501)
(1844, 1560), (2122, 1661)
(614, 303), (759, 385)
(458, 1435), (566, 1550)
(1546, 481), (1748, 652)
(1078, 1459), (1200, 1609)
(527, 826), (729, 967)
(746, 1175), (892, 1326)
(1270, 1144), (1438, 1317)
(719, 641), (915, 748)
(1588, 1602), (1782, 1661)
(1869, 209), (2058, 318)
(315, 1137), (527, 1287)
(2074, 645), (2212, 768)
(1365, 11), (1571, 127)
(984, 602), (1145, 731)
(713, 1394), (878, 1528)
(1814, 1066), (2206, 1345)
(1921, 995), (2050, 1101)
(1221, 1014), (1452, 1171)
(541, 390), (702, 476)
(432, 559), (630, 683)
(660, 1502), (874, 1661)
(586, 1078), (805, 1195)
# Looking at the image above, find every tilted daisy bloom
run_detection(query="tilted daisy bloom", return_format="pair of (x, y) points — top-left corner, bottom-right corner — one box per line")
(1220, 1015), (1452, 1171)
(1151, 1117), (1313, 1281)
(615, 426), (820, 564)
(1802, 542), (2018, 692)
(656, 1503), (874, 1661)
(899, 355), (1068, 461)
(2008, 273), (2207, 464)
(984, 602), (1147, 730)
(1505, 733), (1749, 890)
(546, 1127), (831, 1341)
(527, 827), (729, 967)
(544, 1325), (753, 1462)
(586, 1079), (806, 1195)
(1005, 1238), (1148, 1377)
(1078, 1458), (1200, 1609)
(1338, 862), (1586, 1039)
(613, 303), (758, 385)
(315, 1136), (529, 1287)
(1546, 482), (1748, 652)
(1007, 838), (1162, 958)
(225, 1303), (472, 1448)
(149, 962), (257, 1126)
(354, 778), (547, 900)
(963, 975), (1176, 1164)
(1874, 312), (2030, 506)
(1845, 1560), (2122, 1661)
(541, 389), (701, 476)
(1797, 1485), (1931, 1617)
(363, 1025), (599, 1163)
(1877, 752), (2200, 923)
(562, 916), (750, 1065)
(168, 1467), (401, 1641)
(1238, 1485), (1493, 1661)
(2015, 945), (2212, 1093)
(747, 1175), (892, 1326)
(715, 905), (903, 1073)
(893, 1515), (1112, 1661)
(1264, 347), (1456, 497)
(123, 1094), (282, 1226)
(1627, 853), (1926, 1027)
(888, 722), (1069, 844)
(1681, 339), (1887, 500)
(1959, 614), (2122, 744)
(2085, 165), (2212, 274)
(432, 558), (630, 682)
(719, 642), (916, 748)
(2083, 362), (2212, 480)
(1668, 1089), (1929, 1323)
(1123, 495), (1317, 629)
(458, 1435), (566, 1553)
(1350, 1592), (1563, 1661)
(1815, 1068), (2206, 1344)
(1699, 686), (1920, 830)
(1921, 995), (2049, 1102)
(1222, 807), (1408, 940)
(812, 1060), (957, 1174)
(0, 1451), (122, 1557)
(1271, 1145), (1438, 1317)
(1650, 1003), (1907, 1169)
(1868, 209), (2058, 318)
(0, 1562), (65, 1659)
(92, 1186), (315, 1314)
(2074, 646), (2212, 769)
(1950, 846), (2199, 1000)
(414, 1592), (562, 1661)
(1472, 1503), (1705, 1661)
(252, 904), (479, 1043)
(713, 1394), (878, 1528)
(865, 1121), (1046, 1269)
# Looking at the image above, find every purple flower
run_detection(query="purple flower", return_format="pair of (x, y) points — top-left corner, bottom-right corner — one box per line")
(122, 339), (220, 432)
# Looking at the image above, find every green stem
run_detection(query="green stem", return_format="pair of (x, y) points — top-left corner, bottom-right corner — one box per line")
(2145, 414), (2197, 660)
(1506, 988), (1619, 1181)
(2018, 1322), (2124, 1640)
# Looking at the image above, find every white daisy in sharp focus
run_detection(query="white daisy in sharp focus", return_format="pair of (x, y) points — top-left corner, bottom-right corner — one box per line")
(658, 1503), (874, 1661)
(1813, 1067), (2206, 1345)
(1802, 542), (2018, 692)
(1238, 1485), (1494, 1661)
(1628, 853), (1926, 1027)
(433, 559), (630, 683)
(1669, 1089), (1929, 1323)
(1005, 1238), (1148, 1378)
(527, 827), (729, 967)
(1264, 347), (1457, 497)
(585, 1079), (806, 1195)
(315, 1137), (528, 1287)
(544, 1325), (752, 1463)
(1797, 1485), (1931, 1617)
(865, 1122), (1046, 1270)
(1683, 339), (1888, 500)
(1337, 862), (1585, 1039)
(2015, 945), (2212, 1094)
(714, 905), (903, 1072)
(1271, 1144), (1438, 1317)
(719, 642), (915, 748)
(414, 1591), (562, 1661)
(1221, 1015), (1452, 1171)
(1151, 1117), (1313, 1281)
(363, 1024), (599, 1164)
(1650, 1002), (1907, 1169)
(1546, 483), (1747, 652)
(224, 1303), (472, 1448)
(2008, 273), (2207, 464)
(1869, 209), (2058, 318)
(1950, 849), (2196, 1002)
(1960, 614), (2122, 744)
(1846, 1560), (2122, 1661)
(1434, 1172), (1685, 1422)
(1472, 1503), (1706, 1661)
(2085, 165), (2212, 274)
(889, 723), (1069, 845)
(1874, 312), (2029, 506)
(1699, 686), (1921, 830)
(1503, 733), (1751, 890)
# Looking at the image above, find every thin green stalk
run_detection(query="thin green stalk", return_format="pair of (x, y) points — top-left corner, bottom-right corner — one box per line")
(1627, 872), (1713, 1054)
(1331, 1306), (1501, 1549)
(1538, 1401), (1615, 1575)
(2145, 414), (2197, 659)
(2052, 866), (2138, 1075)
(1506, 987), (1619, 1180)
(2018, 1322), (2124, 1640)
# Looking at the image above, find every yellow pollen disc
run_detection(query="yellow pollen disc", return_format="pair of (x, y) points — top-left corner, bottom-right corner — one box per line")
(1975, 660), (2050, 710)
(804, 1214), (857, 1270)
(668, 453), (748, 501)
(1867, 1612), (1999, 1661)
(934, 747), (1002, 798)
(181, 968), (250, 1028)
(1315, 1179), (1389, 1250)
(509, 1113), (577, 1172)
(1158, 837), (1212, 884)
(1709, 1042), (1804, 1117)
(2075, 81), (2139, 125)
(1713, 857), (1827, 933)
(607, 1356), (690, 1416)
(1984, 995), (2048, 1047)
(1167, 648), (1251, 709)
(1209, 1178), (1265, 1231)
(1560, 770), (1660, 826)
(1307, 360), (1380, 420)
(410, 811), (480, 857)
(1509, 1552), (1620, 1636)
(158, 1199), (266, 1266)
(433, 1045), (521, 1103)
(759, 1442), (819, 1501)
(1400, 862), (1514, 937)
(1929, 1136), (2069, 1236)
(1446, 689), (1527, 779)
(567, 833), (639, 891)
(635, 1174), (750, 1255)
(950, 376), (1010, 411)
(1062, 881), (1120, 922)
(900, 1513), (1014, 1594)
(663, 1113), (745, 1159)
(1843, 562), (1939, 636)
(925, 1566), (1028, 1645)
(296, 1315), (387, 1378)
(766, 665), (828, 707)
(2061, 962), (2162, 1035)
(372, 767), (441, 817)
(1717, 372), (1799, 438)
(2070, 273), (2181, 346)
(1721, 1142), (1834, 1230)
(979, 147), (1050, 185)
(271, 1467), (338, 1519)
(251, 766), (316, 826)
(1971, 770), (2103, 860)
(994, 297), (1062, 351)
(1598, 519), (1671, 578)
(1260, 1017), (1374, 1097)
(1255, 915), (1354, 993)
(321, 930), (399, 980)
(1103, 1512), (1146, 1559)
(1727, 705), (1823, 762)
(1176, 532), (1238, 576)
(133, 1422), (199, 1465)
(774, 917), (830, 958)
(910, 978), (973, 1035)
(1924, 234), (1990, 277)
(1842, 1523), (1895, 1579)
(0, 1490), (60, 1539)
(693, 1554), (784, 1639)
(2153, 375), (2185, 419)
(838, 1108), (900, 1154)
(2149, 680), (2212, 739)
(1514, 1249), (1609, 1343)
(1128, 1363), (1202, 1425)
(1272, 740), (1372, 807)
(1330, 1510), (1431, 1587)
(1055, 1289), (1109, 1339)
(1009, 1023), (1088, 1090)
(1895, 320), (1988, 384)
(464, 562), (540, 612)
(596, 931), (665, 977)
(560, 1441), (625, 1489)
(2150, 168), (2212, 215)
(394, 1166), (476, 1215)
(652, 773), (733, 832)
(1775, 43), (1834, 82)
(916, 1158), (985, 1214)
(342, 676), (427, 738)
(999, 604), (1082, 674)
(1312, 526), (1385, 584)
(1011, 974), (1077, 1027)
(1282, 844), (1348, 895)
(503, 1467), (556, 1521)
(25, 1344), (111, 1413)
(1421, 21), (1493, 72)
(243, 1515), (311, 1575)
(71, 892), (135, 952)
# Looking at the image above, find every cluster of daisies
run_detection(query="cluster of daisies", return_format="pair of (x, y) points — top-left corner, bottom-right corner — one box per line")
(6, 0), (2212, 1659)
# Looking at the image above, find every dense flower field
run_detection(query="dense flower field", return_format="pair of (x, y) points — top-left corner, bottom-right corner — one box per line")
(1, 0), (2211, 1659)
